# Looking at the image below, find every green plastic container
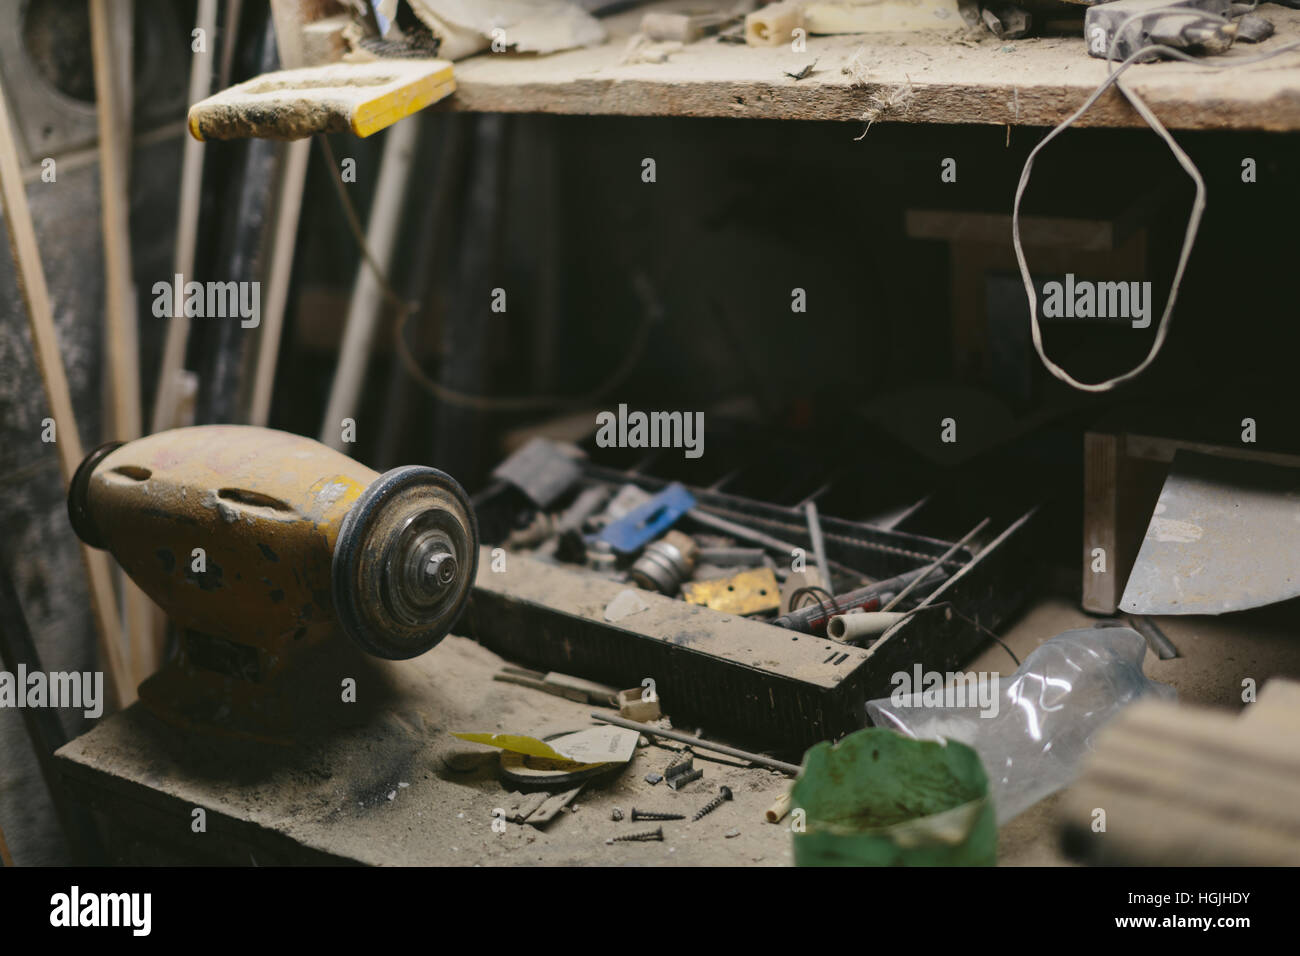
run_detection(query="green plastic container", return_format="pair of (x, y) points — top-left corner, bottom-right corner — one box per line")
(790, 728), (996, 866)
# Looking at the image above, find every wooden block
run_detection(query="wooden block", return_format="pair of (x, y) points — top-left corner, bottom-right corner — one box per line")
(187, 59), (456, 141)
(746, 2), (805, 45)
(1060, 689), (1300, 865)
(617, 687), (662, 722)
(507, 791), (549, 823)
(300, 14), (352, 65)
(641, 10), (741, 42)
(1082, 430), (1171, 614)
(804, 0), (965, 33)
(270, 0), (351, 69)
(526, 785), (584, 826)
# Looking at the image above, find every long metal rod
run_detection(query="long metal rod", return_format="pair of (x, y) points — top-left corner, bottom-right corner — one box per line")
(772, 568), (918, 633)
(1128, 614), (1179, 660)
(805, 500), (830, 586)
(688, 507), (863, 582)
(590, 713), (803, 775)
(880, 518), (989, 613)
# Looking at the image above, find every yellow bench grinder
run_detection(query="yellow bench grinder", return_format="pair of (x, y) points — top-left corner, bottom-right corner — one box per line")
(67, 425), (478, 737)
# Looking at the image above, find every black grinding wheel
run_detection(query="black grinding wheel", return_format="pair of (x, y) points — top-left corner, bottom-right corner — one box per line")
(332, 465), (479, 660)
(67, 441), (124, 549)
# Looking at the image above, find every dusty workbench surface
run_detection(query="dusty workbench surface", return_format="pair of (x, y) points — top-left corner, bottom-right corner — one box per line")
(54, 593), (1300, 865)
(54, 636), (795, 866)
(442, 1), (1300, 131)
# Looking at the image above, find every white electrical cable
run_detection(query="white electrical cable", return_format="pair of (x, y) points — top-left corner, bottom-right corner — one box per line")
(1013, 24), (1300, 393)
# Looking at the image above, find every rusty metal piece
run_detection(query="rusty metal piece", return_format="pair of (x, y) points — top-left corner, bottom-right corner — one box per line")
(629, 530), (698, 595)
(681, 567), (780, 615)
(667, 767), (704, 790)
(664, 751), (694, 781)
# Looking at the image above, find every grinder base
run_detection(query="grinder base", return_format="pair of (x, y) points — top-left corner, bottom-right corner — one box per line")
(139, 628), (341, 746)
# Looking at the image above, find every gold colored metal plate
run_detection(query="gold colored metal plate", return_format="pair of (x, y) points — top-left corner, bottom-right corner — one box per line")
(681, 567), (781, 615)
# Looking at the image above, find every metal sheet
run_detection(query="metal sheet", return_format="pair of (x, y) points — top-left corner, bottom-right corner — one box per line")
(491, 437), (582, 508)
(681, 567), (781, 615)
(1120, 452), (1300, 615)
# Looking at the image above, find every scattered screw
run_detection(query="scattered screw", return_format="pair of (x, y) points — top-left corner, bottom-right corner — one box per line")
(611, 807), (624, 821)
(631, 809), (685, 822)
(606, 826), (664, 843)
(692, 786), (733, 821)
(667, 767), (703, 790)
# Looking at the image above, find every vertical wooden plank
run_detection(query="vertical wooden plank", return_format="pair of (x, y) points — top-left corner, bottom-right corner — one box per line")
(90, 0), (157, 684)
(0, 84), (134, 707)
(152, 0), (219, 434)
(1082, 430), (1121, 613)
(89, 0), (142, 444)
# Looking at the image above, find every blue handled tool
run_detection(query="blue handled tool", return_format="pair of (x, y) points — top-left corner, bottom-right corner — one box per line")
(596, 483), (695, 556)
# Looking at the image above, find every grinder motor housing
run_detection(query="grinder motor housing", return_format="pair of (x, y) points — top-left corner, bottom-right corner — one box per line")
(67, 426), (478, 726)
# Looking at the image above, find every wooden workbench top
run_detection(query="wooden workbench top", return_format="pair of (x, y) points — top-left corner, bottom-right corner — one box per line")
(54, 593), (1300, 865)
(442, 1), (1300, 131)
(54, 636), (794, 866)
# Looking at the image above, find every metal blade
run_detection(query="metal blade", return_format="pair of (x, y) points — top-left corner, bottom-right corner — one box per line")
(1120, 451), (1300, 615)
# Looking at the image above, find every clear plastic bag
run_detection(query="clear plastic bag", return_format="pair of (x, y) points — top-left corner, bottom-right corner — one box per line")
(867, 626), (1175, 824)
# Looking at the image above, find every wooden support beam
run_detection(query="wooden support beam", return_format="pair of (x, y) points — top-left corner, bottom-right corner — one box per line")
(152, 0), (219, 434)
(90, 0), (157, 685)
(0, 84), (134, 708)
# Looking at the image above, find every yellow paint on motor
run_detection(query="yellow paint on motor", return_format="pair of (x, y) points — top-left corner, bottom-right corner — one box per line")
(86, 426), (378, 649)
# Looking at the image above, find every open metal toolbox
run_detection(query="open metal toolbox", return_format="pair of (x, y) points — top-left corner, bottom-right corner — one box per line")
(463, 427), (1043, 758)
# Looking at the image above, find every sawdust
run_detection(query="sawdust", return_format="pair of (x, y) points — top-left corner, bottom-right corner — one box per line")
(854, 78), (917, 138)
(621, 33), (684, 65)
